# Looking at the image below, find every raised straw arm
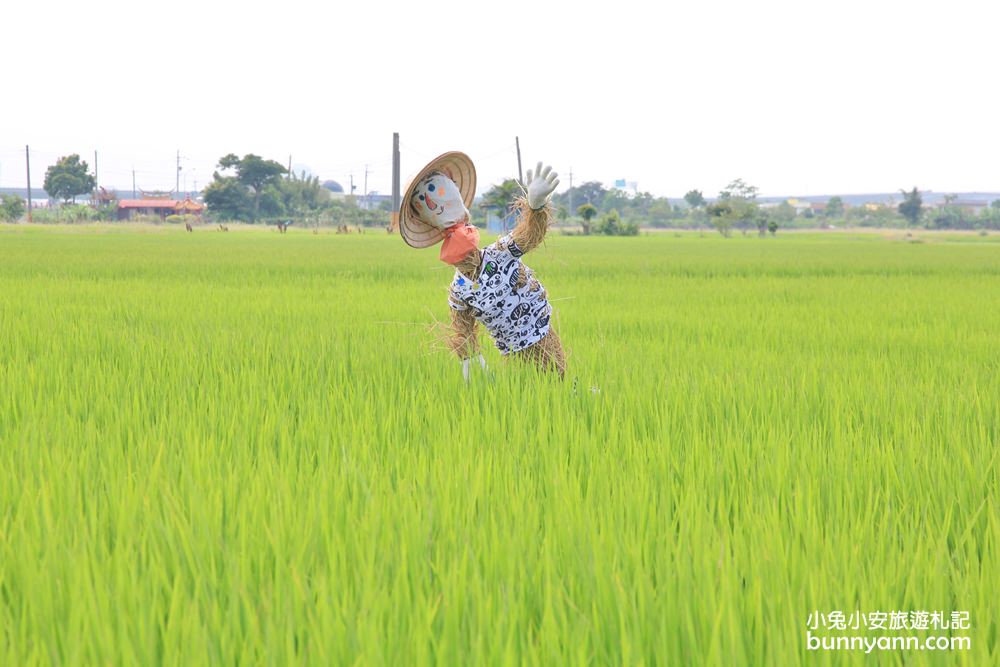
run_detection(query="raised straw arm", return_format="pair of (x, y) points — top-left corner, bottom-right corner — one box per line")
(510, 162), (560, 255)
(510, 197), (555, 255)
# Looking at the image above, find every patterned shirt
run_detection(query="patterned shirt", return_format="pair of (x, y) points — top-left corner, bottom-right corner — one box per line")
(448, 234), (552, 354)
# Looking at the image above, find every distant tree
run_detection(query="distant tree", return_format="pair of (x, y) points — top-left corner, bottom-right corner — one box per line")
(203, 174), (253, 221)
(578, 181), (608, 209)
(825, 196), (845, 218)
(980, 203), (1000, 230)
(0, 194), (25, 221)
(715, 178), (759, 236)
(932, 206), (965, 229)
(755, 210), (770, 237)
(648, 198), (675, 228)
(859, 202), (901, 227)
(933, 194), (972, 229)
(684, 189), (706, 208)
(719, 178), (758, 202)
(773, 200), (796, 224)
(43, 154), (96, 204)
(576, 203), (597, 235)
(555, 181), (607, 212)
(768, 220), (779, 236)
(275, 172), (331, 217)
(686, 205), (708, 229)
(217, 153), (287, 221)
(630, 191), (655, 218)
(603, 188), (631, 214)
(481, 179), (522, 220)
(706, 201), (733, 237)
(898, 187), (923, 227)
(257, 185), (286, 219)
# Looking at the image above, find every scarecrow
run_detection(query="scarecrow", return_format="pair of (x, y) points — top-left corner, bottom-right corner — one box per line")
(399, 152), (564, 379)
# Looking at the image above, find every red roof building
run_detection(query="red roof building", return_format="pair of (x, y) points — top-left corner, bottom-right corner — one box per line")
(117, 198), (205, 220)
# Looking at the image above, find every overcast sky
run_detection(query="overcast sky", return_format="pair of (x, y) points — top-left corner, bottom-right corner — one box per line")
(2, 0), (998, 199)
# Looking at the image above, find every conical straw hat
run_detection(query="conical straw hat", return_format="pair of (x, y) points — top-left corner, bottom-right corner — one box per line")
(399, 151), (476, 249)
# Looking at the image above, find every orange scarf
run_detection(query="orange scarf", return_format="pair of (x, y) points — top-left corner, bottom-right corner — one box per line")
(439, 224), (480, 265)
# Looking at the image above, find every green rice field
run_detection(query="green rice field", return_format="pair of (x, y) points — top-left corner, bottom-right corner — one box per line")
(1, 225), (998, 665)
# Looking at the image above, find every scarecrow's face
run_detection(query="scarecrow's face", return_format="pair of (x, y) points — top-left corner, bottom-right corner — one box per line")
(411, 172), (468, 229)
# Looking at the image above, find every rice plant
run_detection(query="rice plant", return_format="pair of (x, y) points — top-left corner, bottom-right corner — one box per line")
(0, 226), (997, 665)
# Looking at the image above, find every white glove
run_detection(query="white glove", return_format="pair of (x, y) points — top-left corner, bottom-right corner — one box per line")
(461, 354), (489, 383)
(525, 162), (560, 210)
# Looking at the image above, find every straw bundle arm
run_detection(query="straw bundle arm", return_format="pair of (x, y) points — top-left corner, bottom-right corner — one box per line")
(510, 196), (554, 255)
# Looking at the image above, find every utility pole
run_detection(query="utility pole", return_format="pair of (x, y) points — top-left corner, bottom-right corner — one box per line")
(515, 136), (523, 186)
(349, 174), (354, 201)
(176, 150), (180, 196)
(363, 164), (369, 210)
(132, 169), (136, 199)
(287, 154), (292, 179)
(391, 132), (400, 231)
(25, 145), (32, 222)
(568, 167), (574, 219)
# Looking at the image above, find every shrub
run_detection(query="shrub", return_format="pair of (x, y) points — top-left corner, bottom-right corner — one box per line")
(62, 204), (101, 222)
(595, 209), (638, 236)
(0, 194), (26, 222)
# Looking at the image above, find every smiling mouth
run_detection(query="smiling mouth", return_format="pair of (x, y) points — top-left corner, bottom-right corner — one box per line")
(424, 195), (446, 216)
(424, 194), (444, 215)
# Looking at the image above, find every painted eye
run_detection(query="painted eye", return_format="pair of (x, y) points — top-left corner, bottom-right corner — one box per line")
(428, 183), (436, 192)
(419, 194), (425, 200)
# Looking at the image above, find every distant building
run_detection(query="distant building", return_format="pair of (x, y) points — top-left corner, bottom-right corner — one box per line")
(935, 199), (987, 215)
(784, 198), (813, 215)
(117, 197), (205, 220)
(484, 207), (516, 234)
(361, 192), (391, 210)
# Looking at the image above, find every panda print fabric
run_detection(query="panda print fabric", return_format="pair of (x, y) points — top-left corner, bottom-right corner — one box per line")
(448, 234), (552, 355)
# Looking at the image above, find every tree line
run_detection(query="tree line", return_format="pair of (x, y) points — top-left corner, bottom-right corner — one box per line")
(481, 178), (1000, 236)
(12, 152), (392, 227)
(201, 154), (390, 226)
(7, 152), (1000, 233)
